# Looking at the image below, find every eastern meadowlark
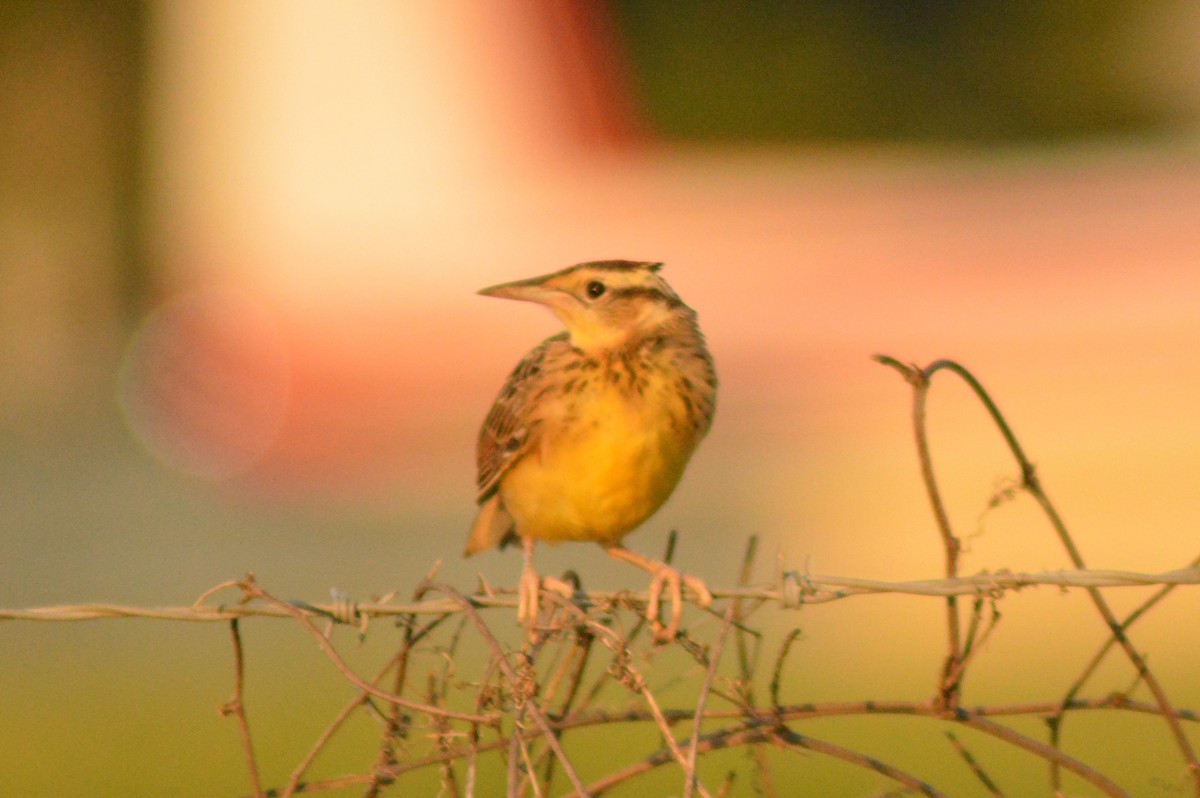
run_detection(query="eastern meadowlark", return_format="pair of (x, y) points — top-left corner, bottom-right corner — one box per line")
(464, 260), (717, 639)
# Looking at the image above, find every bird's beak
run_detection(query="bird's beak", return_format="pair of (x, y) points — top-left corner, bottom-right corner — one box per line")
(478, 275), (565, 308)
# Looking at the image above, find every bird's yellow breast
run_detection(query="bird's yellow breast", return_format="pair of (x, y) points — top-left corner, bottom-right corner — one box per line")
(499, 376), (698, 546)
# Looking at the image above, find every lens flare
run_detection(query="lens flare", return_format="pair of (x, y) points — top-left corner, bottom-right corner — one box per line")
(118, 288), (290, 480)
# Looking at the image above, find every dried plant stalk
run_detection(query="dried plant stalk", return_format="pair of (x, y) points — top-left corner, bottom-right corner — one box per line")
(4, 356), (1199, 797)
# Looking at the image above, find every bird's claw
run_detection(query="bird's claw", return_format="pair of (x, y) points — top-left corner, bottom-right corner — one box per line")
(646, 566), (712, 641)
(517, 566), (575, 627)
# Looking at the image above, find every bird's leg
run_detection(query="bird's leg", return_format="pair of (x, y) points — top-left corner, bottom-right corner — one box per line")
(517, 537), (540, 625)
(517, 538), (575, 629)
(605, 544), (713, 640)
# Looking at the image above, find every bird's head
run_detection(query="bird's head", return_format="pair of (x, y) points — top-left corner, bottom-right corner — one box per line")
(479, 260), (691, 352)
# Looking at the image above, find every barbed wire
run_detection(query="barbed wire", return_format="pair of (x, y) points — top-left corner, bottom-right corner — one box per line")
(3, 565), (1198, 625)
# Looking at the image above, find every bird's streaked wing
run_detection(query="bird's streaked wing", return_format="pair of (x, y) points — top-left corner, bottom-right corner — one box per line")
(475, 332), (569, 502)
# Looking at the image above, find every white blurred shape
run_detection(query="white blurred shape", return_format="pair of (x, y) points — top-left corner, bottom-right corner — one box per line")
(148, 1), (584, 301)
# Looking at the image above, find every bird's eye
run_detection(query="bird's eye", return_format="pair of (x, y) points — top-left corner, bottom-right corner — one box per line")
(585, 280), (606, 299)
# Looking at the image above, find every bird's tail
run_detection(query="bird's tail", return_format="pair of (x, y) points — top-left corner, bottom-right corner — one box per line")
(463, 493), (516, 556)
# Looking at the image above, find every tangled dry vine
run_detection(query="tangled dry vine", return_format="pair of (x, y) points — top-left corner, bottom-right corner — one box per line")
(4, 357), (1199, 796)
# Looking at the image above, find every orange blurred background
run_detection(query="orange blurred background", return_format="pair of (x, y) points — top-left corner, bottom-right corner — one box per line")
(3, 3), (1200, 795)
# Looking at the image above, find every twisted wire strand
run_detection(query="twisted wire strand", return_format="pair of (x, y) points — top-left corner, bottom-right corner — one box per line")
(4, 566), (1196, 623)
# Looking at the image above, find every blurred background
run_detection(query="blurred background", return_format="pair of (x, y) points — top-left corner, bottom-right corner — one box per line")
(3, 1), (1200, 795)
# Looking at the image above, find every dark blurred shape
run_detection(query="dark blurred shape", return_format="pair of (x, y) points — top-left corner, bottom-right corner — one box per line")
(605, 0), (1197, 144)
(0, 0), (148, 420)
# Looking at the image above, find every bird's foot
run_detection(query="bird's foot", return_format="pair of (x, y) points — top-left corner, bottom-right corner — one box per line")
(516, 565), (575, 627)
(646, 566), (713, 642)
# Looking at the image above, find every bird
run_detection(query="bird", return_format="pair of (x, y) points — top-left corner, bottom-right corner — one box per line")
(464, 259), (717, 640)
